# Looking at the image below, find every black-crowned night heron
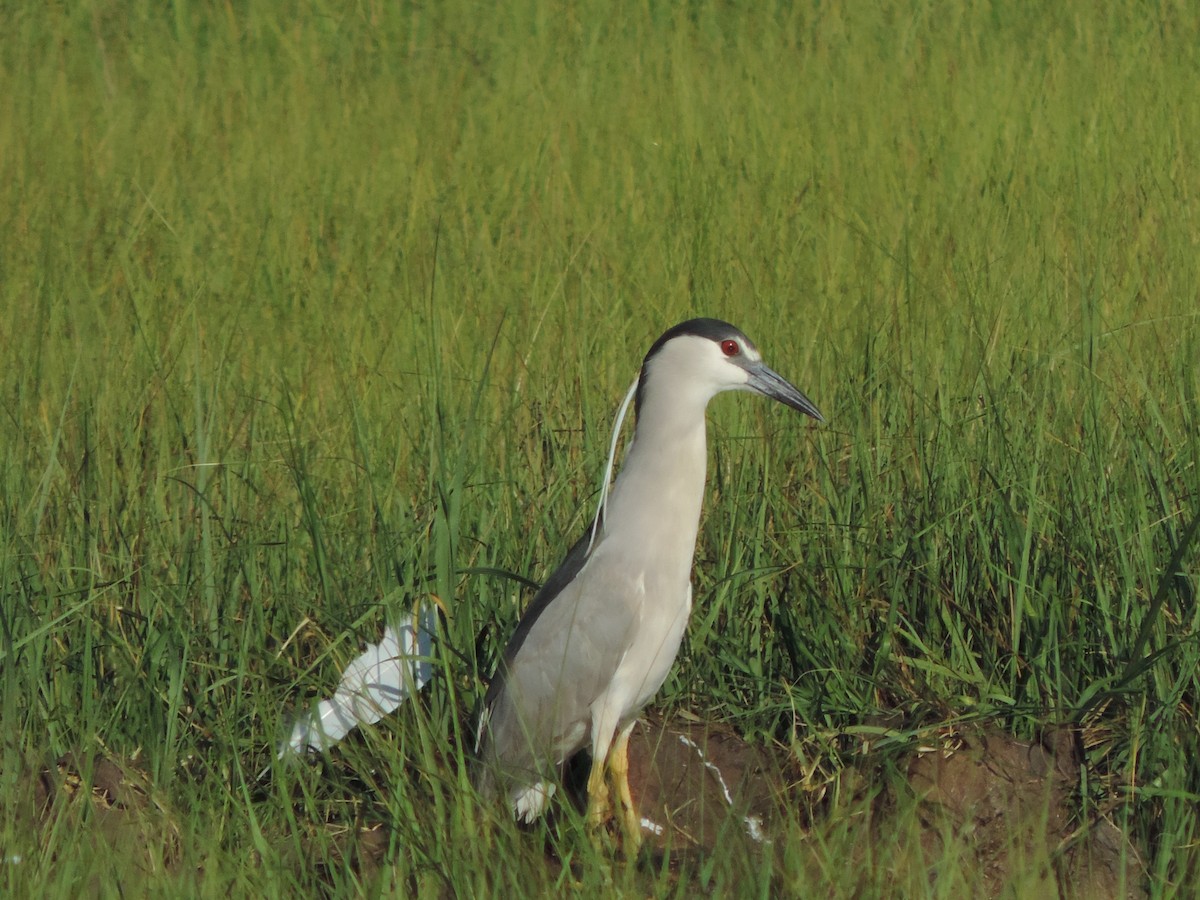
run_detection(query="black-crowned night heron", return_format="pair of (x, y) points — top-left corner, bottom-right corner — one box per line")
(474, 318), (822, 842)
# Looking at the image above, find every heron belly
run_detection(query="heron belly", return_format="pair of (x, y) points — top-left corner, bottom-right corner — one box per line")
(601, 580), (692, 724)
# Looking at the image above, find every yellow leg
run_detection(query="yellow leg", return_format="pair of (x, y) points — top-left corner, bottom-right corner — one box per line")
(586, 707), (620, 834)
(586, 754), (612, 828)
(609, 721), (642, 854)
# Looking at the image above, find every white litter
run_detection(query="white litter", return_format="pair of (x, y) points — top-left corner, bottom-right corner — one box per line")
(678, 733), (773, 845)
(640, 817), (665, 836)
(279, 604), (438, 757)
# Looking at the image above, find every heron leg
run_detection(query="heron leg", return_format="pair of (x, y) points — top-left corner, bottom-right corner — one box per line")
(608, 720), (641, 853)
(586, 712), (618, 829)
(586, 756), (612, 828)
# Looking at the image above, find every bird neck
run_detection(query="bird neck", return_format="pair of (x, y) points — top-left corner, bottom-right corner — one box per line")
(600, 390), (711, 572)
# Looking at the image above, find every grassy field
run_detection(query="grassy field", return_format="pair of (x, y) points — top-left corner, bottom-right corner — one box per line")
(2, 0), (1198, 895)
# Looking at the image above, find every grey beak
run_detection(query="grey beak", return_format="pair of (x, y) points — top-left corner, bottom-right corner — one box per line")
(746, 362), (823, 422)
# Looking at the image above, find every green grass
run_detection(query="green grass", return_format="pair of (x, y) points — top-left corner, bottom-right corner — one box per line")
(2, 0), (1198, 895)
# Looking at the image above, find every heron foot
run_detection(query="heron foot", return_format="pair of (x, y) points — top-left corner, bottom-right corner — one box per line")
(585, 724), (643, 857)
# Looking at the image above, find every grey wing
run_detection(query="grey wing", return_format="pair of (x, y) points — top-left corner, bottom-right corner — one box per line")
(475, 552), (639, 795)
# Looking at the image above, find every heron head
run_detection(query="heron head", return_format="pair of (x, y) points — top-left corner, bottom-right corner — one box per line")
(636, 318), (823, 422)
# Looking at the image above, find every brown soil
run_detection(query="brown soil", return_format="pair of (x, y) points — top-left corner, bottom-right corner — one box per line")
(901, 727), (1145, 899)
(623, 716), (786, 854)
(621, 719), (1146, 898)
(5, 722), (1147, 896)
(9, 752), (180, 884)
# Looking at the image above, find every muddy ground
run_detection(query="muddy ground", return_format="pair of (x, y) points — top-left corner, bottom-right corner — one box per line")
(622, 718), (1145, 898)
(4, 719), (1146, 896)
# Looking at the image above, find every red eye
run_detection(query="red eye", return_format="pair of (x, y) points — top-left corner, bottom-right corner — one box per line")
(720, 339), (740, 357)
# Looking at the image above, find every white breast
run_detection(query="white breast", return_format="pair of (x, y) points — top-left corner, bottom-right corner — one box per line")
(599, 576), (693, 726)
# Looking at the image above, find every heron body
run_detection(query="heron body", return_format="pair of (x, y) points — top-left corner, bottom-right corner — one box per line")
(474, 318), (822, 830)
